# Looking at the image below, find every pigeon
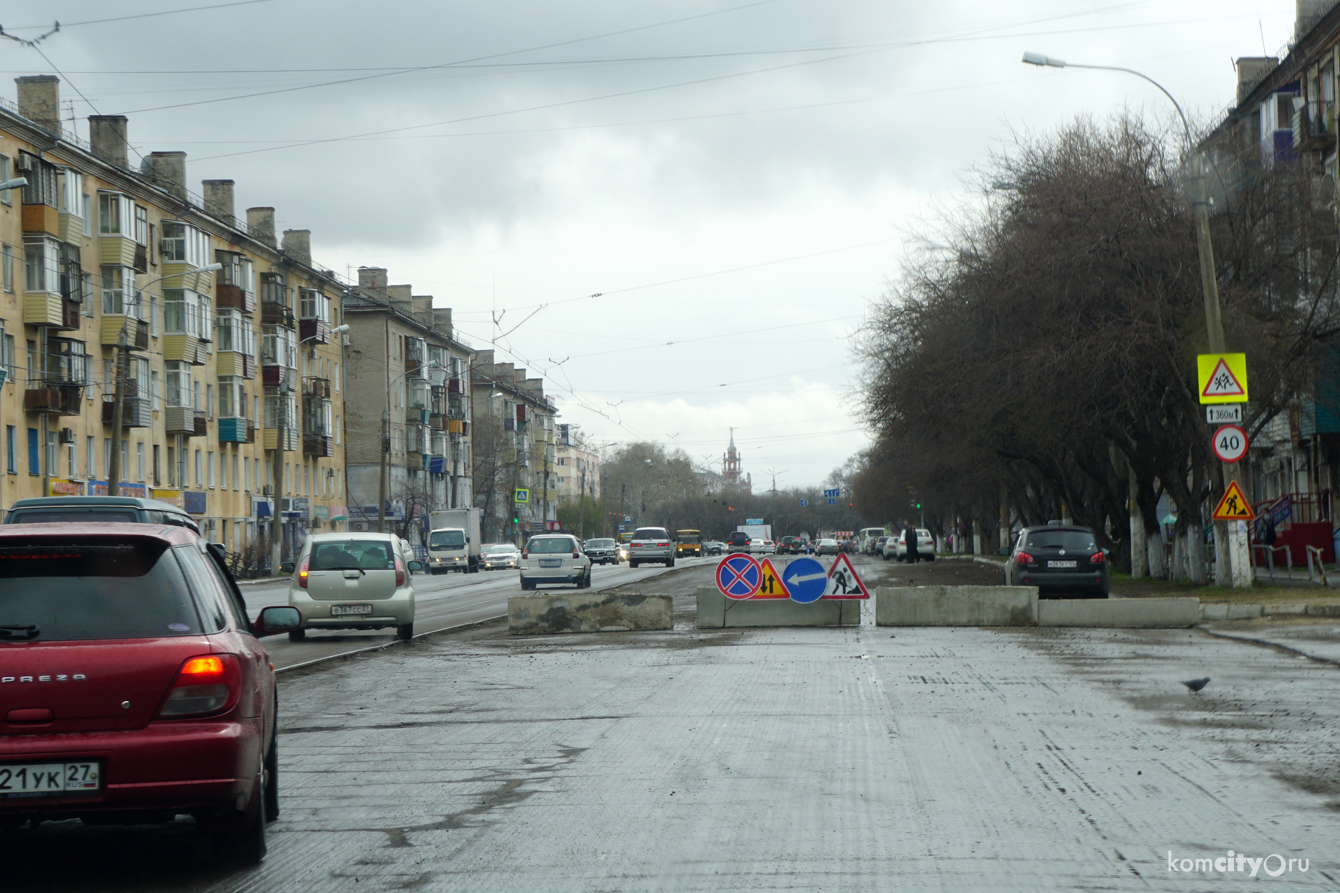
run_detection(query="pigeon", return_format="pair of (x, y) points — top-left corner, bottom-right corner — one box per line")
(1182, 677), (1211, 693)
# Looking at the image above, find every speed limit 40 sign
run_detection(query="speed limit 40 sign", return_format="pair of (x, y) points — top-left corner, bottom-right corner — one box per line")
(1212, 424), (1249, 463)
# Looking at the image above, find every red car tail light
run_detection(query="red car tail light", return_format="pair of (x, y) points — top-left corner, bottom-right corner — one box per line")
(158, 654), (241, 718)
(395, 555), (406, 586)
(1016, 551), (1035, 565)
(572, 549), (580, 558)
(1089, 551), (1107, 564)
(298, 555), (310, 589)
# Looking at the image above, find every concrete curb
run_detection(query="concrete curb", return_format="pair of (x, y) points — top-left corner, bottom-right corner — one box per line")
(1200, 602), (1340, 621)
(696, 587), (860, 628)
(508, 592), (673, 635)
(1037, 597), (1200, 628)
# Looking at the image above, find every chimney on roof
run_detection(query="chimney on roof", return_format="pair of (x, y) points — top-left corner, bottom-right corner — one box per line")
(142, 151), (187, 201)
(1235, 57), (1279, 106)
(358, 267), (388, 295)
(282, 229), (311, 266)
(15, 75), (60, 136)
(1295, 0), (1334, 41)
(246, 207), (276, 247)
(432, 308), (453, 339)
(202, 179), (235, 224)
(89, 115), (129, 168)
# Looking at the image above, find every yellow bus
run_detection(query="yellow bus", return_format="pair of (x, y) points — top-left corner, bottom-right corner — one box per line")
(675, 529), (702, 558)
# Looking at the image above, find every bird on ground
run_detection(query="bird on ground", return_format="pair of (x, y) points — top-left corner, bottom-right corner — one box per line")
(1182, 677), (1211, 693)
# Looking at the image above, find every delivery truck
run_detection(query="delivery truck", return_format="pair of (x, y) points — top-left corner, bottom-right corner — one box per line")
(427, 507), (482, 574)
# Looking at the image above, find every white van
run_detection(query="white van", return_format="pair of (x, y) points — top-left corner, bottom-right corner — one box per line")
(427, 527), (471, 574)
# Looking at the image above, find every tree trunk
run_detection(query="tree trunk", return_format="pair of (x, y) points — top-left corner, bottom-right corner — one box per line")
(1147, 531), (1169, 580)
(1128, 464), (1148, 578)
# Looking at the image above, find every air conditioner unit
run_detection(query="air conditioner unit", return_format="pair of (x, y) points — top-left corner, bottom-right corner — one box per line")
(262, 484), (274, 496)
(58, 427), (76, 444)
(350, 521), (369, 532)
(15, 154), (33, 172)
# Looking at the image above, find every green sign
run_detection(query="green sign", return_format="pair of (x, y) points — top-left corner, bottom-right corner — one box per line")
(514, 488), (530, 504)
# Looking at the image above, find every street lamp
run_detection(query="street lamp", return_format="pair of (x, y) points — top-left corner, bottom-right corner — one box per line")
(1021, 51), (1250, 587)
(270, 322), (349, 575)
(107, 263), (222, 496)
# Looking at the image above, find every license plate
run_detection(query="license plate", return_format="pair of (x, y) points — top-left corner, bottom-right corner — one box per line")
(331, 604), (373, 616)
(1047, 560), (1078, 569)
(539, 559), (562, 568)
(0, 762), (100, 798)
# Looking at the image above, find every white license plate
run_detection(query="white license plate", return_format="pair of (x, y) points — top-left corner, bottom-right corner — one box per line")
(331, 604), (373, 616)
(0, 762), (100, 798)
(539, 559), (562, 568)
(1047, 560), (1078, 569)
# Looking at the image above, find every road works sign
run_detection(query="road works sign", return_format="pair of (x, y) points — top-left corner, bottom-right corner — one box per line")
(1212, 481), (1255, 521)
(1198, 354), (1248, 404)
(716, 554), (761, 600)
(822, 552), (870, 599)
(1212, 425), (1249, 463)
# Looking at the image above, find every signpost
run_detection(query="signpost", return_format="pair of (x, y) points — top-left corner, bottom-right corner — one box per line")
(1211, 425), (1248, 464)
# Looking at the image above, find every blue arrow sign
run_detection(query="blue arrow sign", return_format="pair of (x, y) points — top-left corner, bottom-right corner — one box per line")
(716, 554), (761, 600)
(782, 557), (827, 603)
(799, 499), (808, 507)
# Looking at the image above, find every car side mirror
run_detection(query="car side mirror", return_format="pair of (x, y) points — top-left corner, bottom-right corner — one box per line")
(280, 560), (295, 575)
(253, 605), (301, 637)
(408, 560), (424, 572)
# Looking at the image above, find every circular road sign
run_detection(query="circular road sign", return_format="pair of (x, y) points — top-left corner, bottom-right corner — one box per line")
(780, 557), (827, 604)
(716, 554), (761, 600)
(1212, 424), (1249, 463)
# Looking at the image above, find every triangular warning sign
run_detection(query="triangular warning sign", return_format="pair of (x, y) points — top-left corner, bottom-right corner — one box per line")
(1201, 359), (1246, 399)
(822, 552), (870, 600)
(1212, 480), (1255, 521)
(753, 558), (790, 599)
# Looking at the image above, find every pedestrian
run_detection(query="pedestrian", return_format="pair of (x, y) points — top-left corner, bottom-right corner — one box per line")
(905, 525), (920, 564)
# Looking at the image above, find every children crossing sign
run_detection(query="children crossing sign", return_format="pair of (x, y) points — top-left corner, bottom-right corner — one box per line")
(1198, 354), (1248, 404)
(1212, 481), (1255, 521)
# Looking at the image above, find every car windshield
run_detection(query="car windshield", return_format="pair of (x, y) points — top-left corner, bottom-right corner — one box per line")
(486, 544), (518, 554)
(7, 510), (140, 524)
(0, 540), (202, 642)
(677, 533), (700, 543)
(428, 530), (466, 549)
(310, 540), (394, 570)
(1024, 530), (1096, 551)
(587, 539), (615, 548)
(528, 538), (576, 554)
(634, 528), (667, 540)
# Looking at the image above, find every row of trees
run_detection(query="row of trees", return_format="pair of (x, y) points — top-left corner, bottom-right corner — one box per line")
(850, 113), (1340, 577)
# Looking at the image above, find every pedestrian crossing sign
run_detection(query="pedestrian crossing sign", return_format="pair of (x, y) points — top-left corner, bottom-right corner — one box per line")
(1197, 354), (1248, 404)
(822, 552), (870, 599)
(1211, 481), (1254, 521)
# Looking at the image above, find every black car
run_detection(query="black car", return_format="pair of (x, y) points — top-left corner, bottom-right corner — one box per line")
(584, 537), (620, 565)
(726, 531), (751, 553)
(1005, 525), (1110, 598)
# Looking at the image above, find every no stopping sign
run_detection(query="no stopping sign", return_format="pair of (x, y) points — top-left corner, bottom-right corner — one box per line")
(1212, 424), (1248, 463)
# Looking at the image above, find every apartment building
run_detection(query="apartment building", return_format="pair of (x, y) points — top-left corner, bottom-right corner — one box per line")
(342, 267), (474, 539)
(554, 424), (600, 502)
(0, 76), (347, 561)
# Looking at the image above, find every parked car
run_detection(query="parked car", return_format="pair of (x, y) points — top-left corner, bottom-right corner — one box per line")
(288, 533), (423, 642)
(0, 523), (299, 863)
(1005, 525), (1110, 598)
(703, 541), (726, 556)
(873, 536), (888, 556)
(2, 495), (200, 535)
(584, 538), (620, 565)
(628, 527), (675, 568)
(726, 531), (751, 554)
(888, 529), (936, 561)
(816, 538), (840, 555)
(519, 534), (592, 589)
(481, 543), (520, 570)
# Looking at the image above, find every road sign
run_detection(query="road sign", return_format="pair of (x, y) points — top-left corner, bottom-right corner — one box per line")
(827, 498), (835, 506)
(754, 558), (790, 599)
(1206, 405), (1242, 424)
(716, 554), (761, 600)
(1198, 354), (1248, 404)
(1212, 481), (1255, 521)
(823, 488), (840, 498)
(822, 553), (870, 599)
(781, 557), (827, 604)
(514, 488), (530, 503)
(1212, 425), (1249, 463)
(746, 518), (764, 525)
(799, 499), (808, 507)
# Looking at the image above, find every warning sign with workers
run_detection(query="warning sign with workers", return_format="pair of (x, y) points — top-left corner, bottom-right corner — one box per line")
(1212, 480), (1255, 521)
(821, 552), (870, 599)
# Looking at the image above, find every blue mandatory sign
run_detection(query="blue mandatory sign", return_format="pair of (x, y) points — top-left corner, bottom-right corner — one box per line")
(799, 499), (808, 507)
(716, 554), (761, 600)
(782, 557), (827, 604)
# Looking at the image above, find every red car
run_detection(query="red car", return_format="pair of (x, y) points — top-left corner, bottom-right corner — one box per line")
(0, 524), (299, 863)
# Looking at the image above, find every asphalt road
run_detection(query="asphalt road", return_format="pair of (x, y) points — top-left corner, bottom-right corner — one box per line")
(7, 554), (1339, 891)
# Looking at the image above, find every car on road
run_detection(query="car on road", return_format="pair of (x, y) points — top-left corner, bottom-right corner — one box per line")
(815, 538), (840, 555)
(584, 538), (620, 565)
(0, 523), (299, 863)
(288, 533), (423, 642)
(2, 495), (200, 535)
(481, 543), (520, 570)
(888, 529), (936, 561)
(873, 536), (888, 556)
(749, 538), (768, 555)
(519, 534), (592, 589)
(703, 540), (725, 556)
(726, 531), (751, 554)
(1005, 525), (1110, 598)
(628, 527), (675, 568)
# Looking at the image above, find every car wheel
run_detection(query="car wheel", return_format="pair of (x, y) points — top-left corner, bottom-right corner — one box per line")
(288, 627), (305, 642)
(667, 557), (675, 567)
(263, 725), (280, 823)
(521, 578), (533, 590)
(630, 560), (639, 568)
(397, 623), (414, 641)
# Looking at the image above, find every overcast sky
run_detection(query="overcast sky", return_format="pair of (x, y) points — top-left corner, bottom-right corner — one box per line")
(1, 0), (1300, 488)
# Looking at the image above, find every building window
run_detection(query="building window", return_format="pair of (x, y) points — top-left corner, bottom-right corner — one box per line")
(137, 442), (145, 483)
(82, 193), (91, 237)
(0, 155), (9, 206)
(5, 426), (15, 474)
(99, 192), (133, 235)
(208, 451), (215, 488)
(195, 449), (202, 487)
(151, 371), (160, 412)
(153, 444), (160, 486)
(163, 288), (201, 336)
(2, 243), (13, 292)
(164, 361), (192, 407)
(85, 435), (94, 479)
(24, 238), (60, 294)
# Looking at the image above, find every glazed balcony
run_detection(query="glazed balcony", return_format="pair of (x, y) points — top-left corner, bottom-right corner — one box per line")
(260, 300), (295, 328)
(100, 395), (150, 427)
(303, 432), (333, 458)
(219, 417), (255, 444)
(299, 317), (330, 344)
(216, 282), (256, 314)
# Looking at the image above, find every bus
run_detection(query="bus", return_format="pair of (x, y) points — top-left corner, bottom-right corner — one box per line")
(858, 527), (887, 554)
(675, 529), (702, 558)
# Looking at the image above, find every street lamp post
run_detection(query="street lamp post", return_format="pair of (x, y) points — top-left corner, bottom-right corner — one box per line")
(270, 323), (348, 576)
(107, 263), (222, 496)
(1022, 52), (1251, 587)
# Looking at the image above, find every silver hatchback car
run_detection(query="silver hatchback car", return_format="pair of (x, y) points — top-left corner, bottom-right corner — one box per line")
(519, 534), (592, 589)
(288, 533), (423, 641)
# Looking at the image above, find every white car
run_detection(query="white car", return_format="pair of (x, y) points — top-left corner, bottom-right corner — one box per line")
(482, 543), (520, 570)
(885, 528), (936, 561)
(519, 534), (593, 589)
(289, 532), (423, 641)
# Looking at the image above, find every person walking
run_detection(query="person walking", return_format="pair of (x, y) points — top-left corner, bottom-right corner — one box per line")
(904, 525), (920, 564)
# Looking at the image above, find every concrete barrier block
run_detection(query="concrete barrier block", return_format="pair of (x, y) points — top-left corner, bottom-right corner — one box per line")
(1201, 603), (1229, 621)
(1263, 603), (1307, 616)
(695, 587), (859, 628)
(508, 592), (673, 635)
(1037, 597), (1200, 628)
(875, 585), (1037, 627)
(1304, 603), (1340, 617)
(1225, 604), (1263, 620)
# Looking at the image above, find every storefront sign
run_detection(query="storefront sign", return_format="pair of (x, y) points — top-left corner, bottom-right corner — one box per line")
(87, 480), (148, 498)
(47, 479), (84, 497)
(150, 488), (183, 507)
(183, 491), (207, 515)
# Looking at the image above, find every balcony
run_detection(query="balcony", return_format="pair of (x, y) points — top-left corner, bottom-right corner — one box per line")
(24, 293), (81, 330)
(260, 301), (295, 328)
(303, 376), (331, 399)
(194, 411), (207, 438)
(217, 351), (255, 380)
(262, 365), (297, 390)
(100, 316), (150, 351)
(219, 417), (255, 444)
(404, 353), (422, 379)
(407, 407), (430, 427)
(303, 432), (333, 458)
(100, 395), (150, 427)
(217, 283), (256, 314)
(25, 383), (83, 416)
(299, 317), (330, 344)
(447, 378), (464, 395)
(429, 412), (447, 430)
(165, 405), (196, 435)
